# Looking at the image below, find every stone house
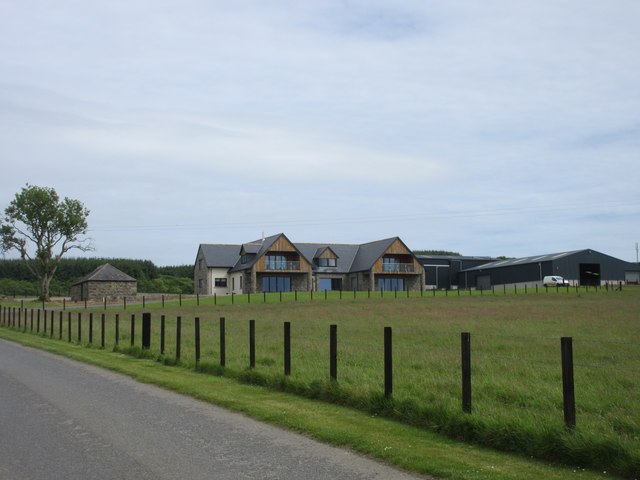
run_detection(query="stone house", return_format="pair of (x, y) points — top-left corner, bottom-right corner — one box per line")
(70, 263), (137, 301)
(194, 233), (425, 295)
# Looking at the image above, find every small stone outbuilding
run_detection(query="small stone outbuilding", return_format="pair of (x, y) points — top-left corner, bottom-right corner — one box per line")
(70, 264), (137, 301)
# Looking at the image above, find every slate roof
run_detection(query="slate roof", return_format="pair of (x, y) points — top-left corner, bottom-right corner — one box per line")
(295, 243), (360, 273)
(199, 244), (241, 268)
(73, 264), (136, 285)
(231, 234), (285, 272)
(350, 237), (400, 272)
(201, 234), (414, 274)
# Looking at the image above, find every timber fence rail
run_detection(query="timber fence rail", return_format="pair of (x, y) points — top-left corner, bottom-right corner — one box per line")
(2, 282), (626, 312)
(1, 305), (612, 430)
(2, 303), (639, 478)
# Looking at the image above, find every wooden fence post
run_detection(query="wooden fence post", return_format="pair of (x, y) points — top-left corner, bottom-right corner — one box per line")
(142, 312), (151, 350)
(195, 317), (200, 363)
(160, 315), (166, 355)
(115, 314), (120, 345)
(384, 326), (393, 398)
(68, 312), (72, 342)
(130, 314), (135, 347)
(561, 337), (576, 429)
(219, 317), (226, 367)
(330, 324), (337, 381)
(176, 316), (182, 361)
(101, 314), (105, 348)
(249, 319), (255, 369)
(89, 313), (93, 344)
(284, 322), (291, 376)
(461, 332), (472, 413)
(77, 312), (82, 343)
(59, 311), (63, 339)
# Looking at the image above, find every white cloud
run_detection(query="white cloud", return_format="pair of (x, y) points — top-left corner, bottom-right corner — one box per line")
(1, 1), (639, 264)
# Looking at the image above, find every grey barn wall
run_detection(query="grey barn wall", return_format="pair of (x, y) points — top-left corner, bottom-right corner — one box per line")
(457, 250), (638, 289)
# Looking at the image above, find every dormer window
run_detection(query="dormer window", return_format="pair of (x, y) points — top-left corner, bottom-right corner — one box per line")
(317, 258), (337, 267)
(314, 246), (339, 268)
(241, 253), (255, 264)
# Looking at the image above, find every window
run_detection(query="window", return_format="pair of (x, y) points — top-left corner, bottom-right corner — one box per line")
(382, 256), (400, 272)
(215, 278), (227, 288)
(266, 254), (286, 270)
(262, 276), (291, 292)
(265, 255), (299, 270)
(377, 277), (405, 291)
(317, 258), (337, 267)
(241, 253), (255, 264)
(319, 278), (342, 291)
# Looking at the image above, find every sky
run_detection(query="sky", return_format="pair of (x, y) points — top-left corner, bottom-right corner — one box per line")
(1, 0), (639, 266)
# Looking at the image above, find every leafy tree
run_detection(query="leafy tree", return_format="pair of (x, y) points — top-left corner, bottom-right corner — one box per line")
(1, 185), (92, 301)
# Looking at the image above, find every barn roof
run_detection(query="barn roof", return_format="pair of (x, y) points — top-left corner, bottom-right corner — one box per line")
(461, 249), (590, 272)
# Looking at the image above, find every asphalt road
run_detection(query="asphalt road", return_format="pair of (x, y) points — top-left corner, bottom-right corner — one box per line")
(0, 339), (426, 480)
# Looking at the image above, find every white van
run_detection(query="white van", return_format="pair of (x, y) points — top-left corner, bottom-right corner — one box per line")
(543, 276), (570, 287)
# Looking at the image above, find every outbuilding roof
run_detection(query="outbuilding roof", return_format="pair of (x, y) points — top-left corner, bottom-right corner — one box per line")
(72, 263), (136, 285)
(461, 249), (589, 272)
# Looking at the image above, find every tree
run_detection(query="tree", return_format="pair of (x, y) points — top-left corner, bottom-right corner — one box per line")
(1, 185), (93, 301)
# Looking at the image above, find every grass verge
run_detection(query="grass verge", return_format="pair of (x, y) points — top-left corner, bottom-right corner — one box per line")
(0, 327), (624, 480)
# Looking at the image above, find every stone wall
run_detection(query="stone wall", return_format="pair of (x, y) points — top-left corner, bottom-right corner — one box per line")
(70, 281), (137, 301)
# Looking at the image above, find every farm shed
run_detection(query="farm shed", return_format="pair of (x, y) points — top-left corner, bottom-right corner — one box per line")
(457, 249), (639, 289)
(70, 263), (137, 301)
(416, 255), (496, 290)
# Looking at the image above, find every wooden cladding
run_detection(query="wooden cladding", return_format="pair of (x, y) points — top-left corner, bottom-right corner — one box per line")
(372, 238), (422, 275)
(255, 235), (312, 273)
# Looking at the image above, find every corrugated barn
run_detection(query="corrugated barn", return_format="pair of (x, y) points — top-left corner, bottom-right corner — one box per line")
(457, 249), (639, 289)
(417, 255), (496, 290)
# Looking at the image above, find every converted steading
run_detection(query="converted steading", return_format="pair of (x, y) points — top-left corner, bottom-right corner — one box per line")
(194, 233), (425, 295)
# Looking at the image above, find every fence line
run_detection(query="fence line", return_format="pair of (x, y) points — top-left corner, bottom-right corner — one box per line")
(0, 304), (586, 429)
(1, 283), (625, 312)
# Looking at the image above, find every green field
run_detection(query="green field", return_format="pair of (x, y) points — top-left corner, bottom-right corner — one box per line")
(1, 286), (639, 478)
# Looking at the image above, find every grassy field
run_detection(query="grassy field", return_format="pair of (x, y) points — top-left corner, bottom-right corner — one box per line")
(1, 286), (639, 478)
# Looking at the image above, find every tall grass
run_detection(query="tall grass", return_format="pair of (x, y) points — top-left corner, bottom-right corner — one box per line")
(2, 286), (639, 477)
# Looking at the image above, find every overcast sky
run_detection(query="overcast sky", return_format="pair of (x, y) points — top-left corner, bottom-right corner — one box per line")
(1, 0), (639, 266)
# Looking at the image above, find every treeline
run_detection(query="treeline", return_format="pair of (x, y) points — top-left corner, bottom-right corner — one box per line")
(413, 250), (461, 256)
(0, 258), (193, 296)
